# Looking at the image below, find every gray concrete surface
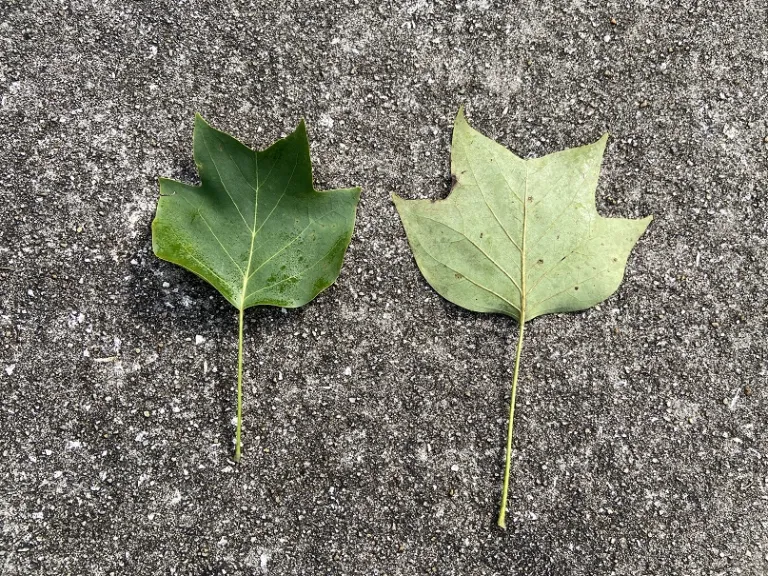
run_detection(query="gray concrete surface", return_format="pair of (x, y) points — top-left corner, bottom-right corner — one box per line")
(1, 1), (767, 574)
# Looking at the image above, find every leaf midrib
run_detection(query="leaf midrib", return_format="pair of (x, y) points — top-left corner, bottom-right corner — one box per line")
(472, 155), (597, 318)
(237, 150), (299, 309)
(238, 148), (261, 311)
(520, 164), (528, 322)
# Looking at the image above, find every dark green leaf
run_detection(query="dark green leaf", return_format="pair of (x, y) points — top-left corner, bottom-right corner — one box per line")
(153, 114), (360, 311)
(152, 115), (360, 461)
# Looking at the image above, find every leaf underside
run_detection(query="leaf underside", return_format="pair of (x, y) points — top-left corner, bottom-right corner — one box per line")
(394, 109), (652, 322)
(152, 115), (361, 311)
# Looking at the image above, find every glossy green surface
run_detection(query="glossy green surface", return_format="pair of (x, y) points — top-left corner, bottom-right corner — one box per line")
(153, 115), (360, 311)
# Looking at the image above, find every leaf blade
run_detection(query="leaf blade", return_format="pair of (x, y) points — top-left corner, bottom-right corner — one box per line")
(394, 109), (651, 321)
(152, 115), (360, 311)
(393, 194), (523, 317)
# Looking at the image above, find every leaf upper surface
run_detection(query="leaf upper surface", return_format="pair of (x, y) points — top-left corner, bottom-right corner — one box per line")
(152, 115), (360, 310)
(394, 109), (651, 322)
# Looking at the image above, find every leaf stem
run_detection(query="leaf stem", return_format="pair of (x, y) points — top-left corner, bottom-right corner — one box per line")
(497, 314), (525, 529)
(234, 306), (245, 462)
(498, 164), (529, 530)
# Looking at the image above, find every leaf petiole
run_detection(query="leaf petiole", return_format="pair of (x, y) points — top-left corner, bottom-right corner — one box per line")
(235, 306), (245, 462)
(497, 314), (525, 529)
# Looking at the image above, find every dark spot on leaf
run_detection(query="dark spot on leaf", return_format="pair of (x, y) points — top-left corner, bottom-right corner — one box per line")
(313, 277), (329, 292)
(560, 255), (568, 262)
(528, 196), (533, 202)
(454, 273), (463, 279)
(479, 232), (484, 238)
(450, 173), (458, 192)
(574, 286), (579, 291)
(537, 259), (544, 265)
(613, 257), (618, 262)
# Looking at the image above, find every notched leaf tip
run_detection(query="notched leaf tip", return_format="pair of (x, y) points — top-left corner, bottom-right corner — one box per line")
(450, 172), (459, 192)
(157, 178), (178, 196)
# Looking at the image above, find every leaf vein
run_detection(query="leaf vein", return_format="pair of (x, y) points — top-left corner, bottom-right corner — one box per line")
(179, 196), (244, 274)
(459, 138), (522, 232)
(252, 153), (299, 238)
(490, 147), (524, 206)
(202, 136), (253, 232)
(244, 236), (343, 302)
(526, 233), (595, 296)
(527, 170), (591, 250)
(529, 266), (614, 310)
(185, 252), (231, 292)
(474, 177), (522, 253)
(415, 239), (521, 314)
(246, 220), (314, 282)
(411, 212), (522, 294)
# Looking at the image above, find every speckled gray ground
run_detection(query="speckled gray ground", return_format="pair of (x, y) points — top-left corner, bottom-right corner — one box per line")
(1, 1), (767, 575)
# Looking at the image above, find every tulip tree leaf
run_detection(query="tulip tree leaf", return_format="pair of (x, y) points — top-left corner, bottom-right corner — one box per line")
(153, 114), (361, 311)
(153, 115), (360, 460)
(393, 108), (651, 528)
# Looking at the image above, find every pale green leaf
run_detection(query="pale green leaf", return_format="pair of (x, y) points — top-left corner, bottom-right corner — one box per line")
(394, 108), (651, 322)
(393, 108), (651, 528)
